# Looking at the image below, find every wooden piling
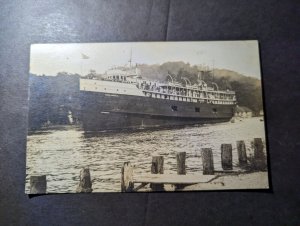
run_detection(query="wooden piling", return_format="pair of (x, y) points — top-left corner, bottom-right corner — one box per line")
(221, 144), (233, 170)
(150, 156), (164, 191)
(30, 175), (47, 194)
(176, 152), (186, 175)
(121, 162), (134, 192)
(151, 156), (164, 174)
(175, 152), (186, 190)
(253, 138), (266, 170)
(201, 148), (214, 175)
(237, 140), (247, 166)
(254, 138), (264, 159)
(76, 168), (92, 193)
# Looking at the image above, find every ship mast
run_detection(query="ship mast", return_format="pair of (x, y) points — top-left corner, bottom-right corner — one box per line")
(212, 60), (215, 82)
(128, 48), (132, 68)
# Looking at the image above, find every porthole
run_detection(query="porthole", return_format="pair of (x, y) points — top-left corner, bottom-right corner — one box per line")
(171, 105), (178, 111)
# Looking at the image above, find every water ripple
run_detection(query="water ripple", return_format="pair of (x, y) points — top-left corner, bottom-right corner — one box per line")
(26, 117), (266, 193)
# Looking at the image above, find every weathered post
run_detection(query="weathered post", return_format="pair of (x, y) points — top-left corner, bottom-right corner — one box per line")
(30, 175), (47, 194)
(150, 156), (164, 191)
(201, 148), (214, 175)
(237, 140), (247, 166)
(121, 162), (134, 192)
(76, 168), (93, 193)
(221, 144), (233, 170)
(253, 138), (266, 170)
(151, 156), (164, 174)
(176, 152), (186, 175)
(175, 152), (186, 190)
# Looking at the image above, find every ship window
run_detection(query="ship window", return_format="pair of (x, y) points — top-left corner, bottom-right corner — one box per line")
(171, 105), (178, 111)
(212, 108), (217, 113)
(195, 107), (200, 112)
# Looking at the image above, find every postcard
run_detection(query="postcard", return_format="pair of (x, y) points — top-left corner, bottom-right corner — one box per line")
(26, 41), (268, 193)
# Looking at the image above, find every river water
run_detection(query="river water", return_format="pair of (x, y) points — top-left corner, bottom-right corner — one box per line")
(25, 117), (266, 193)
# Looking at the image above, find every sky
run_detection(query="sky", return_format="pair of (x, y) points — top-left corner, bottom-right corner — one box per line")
(30, 41), (262, 79)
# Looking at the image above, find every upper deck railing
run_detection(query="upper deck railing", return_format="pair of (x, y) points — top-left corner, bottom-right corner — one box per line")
(85, 76), (236, 105)
(138, 80), (236, 105)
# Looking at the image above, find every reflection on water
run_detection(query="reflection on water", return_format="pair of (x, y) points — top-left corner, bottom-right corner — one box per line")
(25, 117), (266, 193)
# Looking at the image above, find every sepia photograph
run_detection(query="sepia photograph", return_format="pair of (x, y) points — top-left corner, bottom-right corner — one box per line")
(26, 41), (268, 193)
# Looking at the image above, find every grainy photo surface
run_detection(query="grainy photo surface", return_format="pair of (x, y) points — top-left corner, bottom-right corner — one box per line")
(26, 41), (268, 194)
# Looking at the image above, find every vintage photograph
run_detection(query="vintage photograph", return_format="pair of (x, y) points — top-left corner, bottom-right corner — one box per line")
(26, 41), (268, 193)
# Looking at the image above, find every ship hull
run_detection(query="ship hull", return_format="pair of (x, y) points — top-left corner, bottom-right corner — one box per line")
(80, 91), (235, 131)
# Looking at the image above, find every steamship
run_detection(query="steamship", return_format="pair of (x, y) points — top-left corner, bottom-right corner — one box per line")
(79, 64), (236, 131)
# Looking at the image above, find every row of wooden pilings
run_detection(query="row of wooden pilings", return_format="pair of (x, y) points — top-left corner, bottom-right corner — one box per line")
(147, 137), (266, 175)
(29, 138), (266, 194)
(29, 168), (93, 194)
(121, 138), (267, 192)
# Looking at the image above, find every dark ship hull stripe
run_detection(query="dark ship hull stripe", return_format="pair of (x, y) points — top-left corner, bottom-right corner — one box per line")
(80, 91), (235, 131)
